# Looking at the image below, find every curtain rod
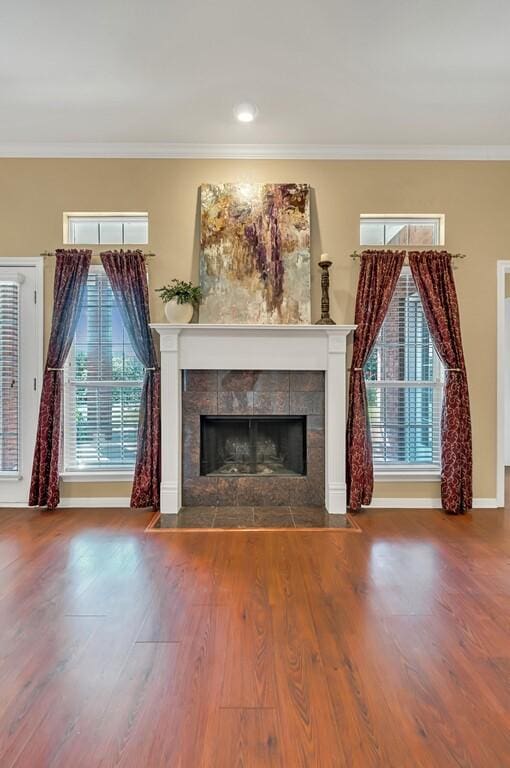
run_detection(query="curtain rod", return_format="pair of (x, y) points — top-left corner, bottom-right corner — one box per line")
(40, 250), (156, 258)
(349, 249), (466, 260)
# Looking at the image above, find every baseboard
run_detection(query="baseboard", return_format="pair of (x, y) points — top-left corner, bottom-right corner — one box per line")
(369, 497), (499, 509)
(472, 498), (500, 508)
(0, 497), (132, 509)
(59, 497), (132, 508)
(0, 502), (30, 508)
(1, 496), (499, 511)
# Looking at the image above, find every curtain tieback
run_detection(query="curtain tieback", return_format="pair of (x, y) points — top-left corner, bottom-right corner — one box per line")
(46, 367), (64, 372)
(350, 367), (364, 372)
(144, 367), (160, 372)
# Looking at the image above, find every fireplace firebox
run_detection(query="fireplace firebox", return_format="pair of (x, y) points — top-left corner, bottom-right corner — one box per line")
(200, 415), (306, 477)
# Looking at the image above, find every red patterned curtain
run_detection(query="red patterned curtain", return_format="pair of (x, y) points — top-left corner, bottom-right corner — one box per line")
(347, 250), (406, 511)
(29, 249), (91, 509)
(100, 250), (160, 510)
(408, 251), (472, 514)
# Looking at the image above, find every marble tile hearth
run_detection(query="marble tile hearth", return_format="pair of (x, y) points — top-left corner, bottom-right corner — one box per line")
(150, 506), (358, 530)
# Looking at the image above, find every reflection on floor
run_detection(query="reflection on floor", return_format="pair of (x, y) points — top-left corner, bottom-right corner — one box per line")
(149, 506), (357, 530)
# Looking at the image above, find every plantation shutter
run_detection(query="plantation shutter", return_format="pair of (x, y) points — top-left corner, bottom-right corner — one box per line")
(0, 279), (20, 474)
(365, 267), (443, 470)
(63, 267), (144, 472)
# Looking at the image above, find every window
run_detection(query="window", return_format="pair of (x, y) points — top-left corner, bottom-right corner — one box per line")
(0, 279), (19, 474)
(63, 267), (144, 476)
(365, 268), (444, 476)
(360, 215), (444, 247)
(64, 213), (148, 245)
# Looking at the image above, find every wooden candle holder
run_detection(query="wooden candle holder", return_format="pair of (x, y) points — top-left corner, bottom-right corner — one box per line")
(315, 260), (336, 325)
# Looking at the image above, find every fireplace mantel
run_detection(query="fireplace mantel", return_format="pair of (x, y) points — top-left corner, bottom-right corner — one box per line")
(150, 324), (356, 519)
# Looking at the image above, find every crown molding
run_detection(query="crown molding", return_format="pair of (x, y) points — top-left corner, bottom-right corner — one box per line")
(1, 142), (510, 160)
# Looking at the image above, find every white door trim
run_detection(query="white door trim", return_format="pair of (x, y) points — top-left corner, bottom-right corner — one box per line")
(0, 257), (44, 502)
(496, 261), (510, 507)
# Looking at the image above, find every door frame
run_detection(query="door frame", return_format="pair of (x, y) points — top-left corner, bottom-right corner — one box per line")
(0, 257), (44, 506)
(496, 260), (510, 507)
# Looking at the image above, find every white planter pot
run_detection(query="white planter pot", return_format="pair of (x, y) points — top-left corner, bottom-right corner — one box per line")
(164, 300), (194, 324)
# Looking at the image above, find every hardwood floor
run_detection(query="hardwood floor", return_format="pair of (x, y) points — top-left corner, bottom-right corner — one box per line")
(1, 505), (510, 767)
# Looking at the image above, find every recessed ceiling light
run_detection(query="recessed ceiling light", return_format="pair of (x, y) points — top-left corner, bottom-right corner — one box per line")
(234, 102), (258, 123)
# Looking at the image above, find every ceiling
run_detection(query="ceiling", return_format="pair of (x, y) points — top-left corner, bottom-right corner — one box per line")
(1, 0), (509, 156)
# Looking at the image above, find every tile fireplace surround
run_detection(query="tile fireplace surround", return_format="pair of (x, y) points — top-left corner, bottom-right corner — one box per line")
(151, 324), (356, 522)
(182, 370), (324, 507)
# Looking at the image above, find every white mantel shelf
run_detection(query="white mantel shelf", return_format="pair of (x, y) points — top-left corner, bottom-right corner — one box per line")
(151, 324), (355, 330)
(151, 323), (356, 518)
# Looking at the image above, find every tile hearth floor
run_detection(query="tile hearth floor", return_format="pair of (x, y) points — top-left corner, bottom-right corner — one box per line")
(150, 506), (357, 530)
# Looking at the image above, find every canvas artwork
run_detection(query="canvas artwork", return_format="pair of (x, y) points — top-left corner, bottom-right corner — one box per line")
(200, 183), (311, 324)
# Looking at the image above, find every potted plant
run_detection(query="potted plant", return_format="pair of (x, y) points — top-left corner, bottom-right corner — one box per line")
(155, 279), (202, 324)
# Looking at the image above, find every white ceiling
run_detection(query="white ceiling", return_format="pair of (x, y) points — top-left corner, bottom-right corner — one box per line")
(1, 0), (509, 155)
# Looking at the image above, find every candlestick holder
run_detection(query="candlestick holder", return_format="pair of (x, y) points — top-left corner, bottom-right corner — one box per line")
(315, 260), (336, 325)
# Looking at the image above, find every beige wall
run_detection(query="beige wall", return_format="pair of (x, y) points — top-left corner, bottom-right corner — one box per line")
(0, 158), (506, 502)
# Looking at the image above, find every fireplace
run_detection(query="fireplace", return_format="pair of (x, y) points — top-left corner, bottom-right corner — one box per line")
(180, 369), (326, 507)
(150, 323), (355, 515)
(200, 415), (306, 477)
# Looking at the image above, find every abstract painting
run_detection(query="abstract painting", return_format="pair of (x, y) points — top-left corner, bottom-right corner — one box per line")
(200, 183), (311, 324)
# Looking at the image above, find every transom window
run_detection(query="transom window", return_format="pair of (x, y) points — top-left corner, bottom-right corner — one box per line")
(64, 213), (148, 245)
(365, 267), (444, 475)
(63, 266), (144, 474)
(360, 215), (444, 247)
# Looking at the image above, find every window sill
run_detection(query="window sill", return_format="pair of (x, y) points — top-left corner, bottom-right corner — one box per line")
(0, 473), (22, 482)
(374, 470), (441, 483)
(61, 471), (134, 483)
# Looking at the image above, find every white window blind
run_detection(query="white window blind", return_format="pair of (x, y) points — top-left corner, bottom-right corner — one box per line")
(365, 268), (443, 472)
(66, 214), (148, 245)
(63, 267), (144, 473)
(0, 280), (20, 474)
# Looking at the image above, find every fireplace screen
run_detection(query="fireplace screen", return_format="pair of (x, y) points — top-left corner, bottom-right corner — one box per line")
(200, 416), (306, 477)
